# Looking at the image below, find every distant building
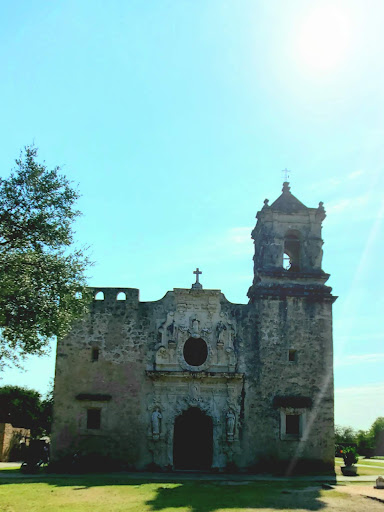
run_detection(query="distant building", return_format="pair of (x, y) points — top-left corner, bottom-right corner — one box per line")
(0, 423), (30, 462)
(51, 183), (336, 473)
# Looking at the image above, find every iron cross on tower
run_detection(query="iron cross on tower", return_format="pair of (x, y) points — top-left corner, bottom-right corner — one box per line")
(192, 268), (203, 290)
(282, 168), (292, 182)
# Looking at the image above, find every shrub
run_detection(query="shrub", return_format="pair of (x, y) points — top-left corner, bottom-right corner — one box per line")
(341, 446), (358, 466)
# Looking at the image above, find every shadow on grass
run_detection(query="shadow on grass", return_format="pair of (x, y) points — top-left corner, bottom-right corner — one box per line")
(146, 481), (328, 512)
(0, 472), (331, 511)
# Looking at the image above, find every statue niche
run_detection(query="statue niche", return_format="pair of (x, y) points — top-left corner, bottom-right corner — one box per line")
(215, 317), (237, 371)
(226, 409), (236, 442)
(216, 321), (227, 347)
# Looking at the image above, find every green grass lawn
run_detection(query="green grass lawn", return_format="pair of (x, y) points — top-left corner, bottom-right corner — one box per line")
(0, 460), (383, 512)
(357, 458), (384, 465)
(0, 476), (354, 512)
(0, 466), (20, 472)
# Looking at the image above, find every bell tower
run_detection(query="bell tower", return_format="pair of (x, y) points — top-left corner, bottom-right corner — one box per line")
(248, 182), (331, 301)
(244, 182), (337, 473)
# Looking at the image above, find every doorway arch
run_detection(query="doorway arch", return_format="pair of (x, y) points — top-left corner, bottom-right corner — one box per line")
(173, 407), (213, 470)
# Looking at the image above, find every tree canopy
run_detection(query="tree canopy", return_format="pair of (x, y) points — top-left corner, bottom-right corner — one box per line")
(336, 417), (384, 456)
(335, 425), (357, 445)
(0, 146), (91, 368)
(0, 385), (52, 437)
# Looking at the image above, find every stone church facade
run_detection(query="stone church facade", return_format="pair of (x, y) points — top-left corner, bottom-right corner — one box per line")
(51, 183), (336, 472)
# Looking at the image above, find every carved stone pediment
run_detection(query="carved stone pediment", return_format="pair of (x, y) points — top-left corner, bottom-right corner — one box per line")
(153, 294), (238, 373)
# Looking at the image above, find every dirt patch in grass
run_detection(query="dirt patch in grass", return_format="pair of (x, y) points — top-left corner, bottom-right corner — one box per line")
(334, 484), (384, 502)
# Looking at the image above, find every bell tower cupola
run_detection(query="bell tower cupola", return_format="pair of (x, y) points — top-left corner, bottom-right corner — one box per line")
(248, 182), (333, 302)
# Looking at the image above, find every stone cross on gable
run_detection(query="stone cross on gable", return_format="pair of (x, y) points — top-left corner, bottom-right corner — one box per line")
(192, 268), (203, 290)
(193, 268), (202, 283)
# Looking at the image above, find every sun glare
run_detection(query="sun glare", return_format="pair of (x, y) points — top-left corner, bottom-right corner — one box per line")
(296, 6), (352, 72)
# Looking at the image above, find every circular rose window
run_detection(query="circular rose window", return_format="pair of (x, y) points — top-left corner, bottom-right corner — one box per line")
(183, 337), (208, 367)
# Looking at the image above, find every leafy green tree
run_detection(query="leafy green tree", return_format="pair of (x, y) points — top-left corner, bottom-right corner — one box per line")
(0, 384), (53, 437)
(369, 417), (384, 455)
(0, 146), (91, 368)
(0, 385), (42, 435)
(356, 429), (374, 457)
(335, 425), (357, 445)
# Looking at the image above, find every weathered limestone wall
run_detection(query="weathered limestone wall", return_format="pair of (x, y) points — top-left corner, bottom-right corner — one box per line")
(51, 287), (248, 468)
(242, 296), (334, 470)
(52, 287), (152, 466)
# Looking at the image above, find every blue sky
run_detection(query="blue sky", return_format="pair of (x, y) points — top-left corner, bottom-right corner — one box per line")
(0, 0), (383, 430)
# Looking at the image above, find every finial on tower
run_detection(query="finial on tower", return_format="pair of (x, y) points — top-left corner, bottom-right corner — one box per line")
(192, 268), (203, 289)
(282, 182), (291, 193)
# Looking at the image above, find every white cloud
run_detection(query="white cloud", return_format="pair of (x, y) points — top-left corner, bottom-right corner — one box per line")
(308, 169), (364, 192)
(326, 193), (370, 214)
(337, 382), (384, 396)
(348, 170), (364, 180)
(222, 227), (253, 255)
(335, 382), (384, 429)
(335, 353), (384, 367)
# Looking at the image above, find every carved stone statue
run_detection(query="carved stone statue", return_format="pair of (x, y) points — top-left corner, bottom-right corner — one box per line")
(151, 408), (162, 439)
(216, 321), (227, 345)
(156, 346), (168, 364)
(192, 318), (199, 335)
(191, 382), (200, 401)
(167, 320), (175, 335)
(226, 410), (235, 440)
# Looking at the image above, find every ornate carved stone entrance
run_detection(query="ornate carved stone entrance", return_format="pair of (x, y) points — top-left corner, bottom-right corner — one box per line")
(173, 407), (213, 470)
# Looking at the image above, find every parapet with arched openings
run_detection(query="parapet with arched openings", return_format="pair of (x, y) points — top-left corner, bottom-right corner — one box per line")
(91, 287), (139, 307)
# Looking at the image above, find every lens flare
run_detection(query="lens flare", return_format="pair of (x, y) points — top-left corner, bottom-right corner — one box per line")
(296, 6), (352, 72)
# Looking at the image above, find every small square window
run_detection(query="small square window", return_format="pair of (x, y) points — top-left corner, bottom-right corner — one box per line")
(286, 414), (300, 435)
(87, 409), (101, 429)
(92, 348), (99, 362)
(288, 349), (297, 362)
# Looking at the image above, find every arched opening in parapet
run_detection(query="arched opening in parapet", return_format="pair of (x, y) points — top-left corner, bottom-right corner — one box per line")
(183, 337), (208, 367)
(173, 408), (213, 470)
(116, 292), (126, 301)
(284, 230), (301, 272)
(94, 291), (104, 301)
